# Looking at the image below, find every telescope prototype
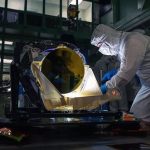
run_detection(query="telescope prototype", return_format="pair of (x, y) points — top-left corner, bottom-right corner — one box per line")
(31, 43), (120, 111)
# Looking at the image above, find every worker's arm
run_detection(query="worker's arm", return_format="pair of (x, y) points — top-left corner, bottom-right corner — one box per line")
(106, 33), (147, 89)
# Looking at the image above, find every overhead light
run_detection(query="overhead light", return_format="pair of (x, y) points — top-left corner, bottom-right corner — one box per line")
(5, 41), (13, 45)
(7, 88), (11, 92)
(0, 59), (13, 64)
(0, 40), (13, 45)
(70, 0), (83, 5)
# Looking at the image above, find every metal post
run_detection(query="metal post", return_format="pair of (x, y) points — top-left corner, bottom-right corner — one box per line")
(112, 0), (120, 24)
(60, 0), (62, 30)
(0, 0), (8, 83)
(42, 0), (45, 28)
(38, 0), (46, 39)
(10, 42), (23, 113)
(0, 40), (4, 83)
(24, 0), (27, 27)
(76, 0), (79, 31)
(91, 0), (94, 31)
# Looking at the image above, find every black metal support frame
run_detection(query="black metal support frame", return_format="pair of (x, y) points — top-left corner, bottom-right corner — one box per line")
(7, 41), (122, 125)
(10, 42), (22, 113)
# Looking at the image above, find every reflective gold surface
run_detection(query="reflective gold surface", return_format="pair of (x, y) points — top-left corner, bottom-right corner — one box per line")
(41, 45), (84, 94)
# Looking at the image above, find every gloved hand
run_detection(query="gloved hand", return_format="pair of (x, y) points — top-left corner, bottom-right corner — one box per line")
(101, 69), (117, 84)
(100, 83), (108, 94)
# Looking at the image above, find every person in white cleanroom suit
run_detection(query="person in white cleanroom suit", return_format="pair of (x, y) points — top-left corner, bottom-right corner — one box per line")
(91, 24), (150, 129)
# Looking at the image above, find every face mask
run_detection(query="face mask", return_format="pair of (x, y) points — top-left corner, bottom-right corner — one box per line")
(91, 35), (106, 47)
(98, 42), (118, 56)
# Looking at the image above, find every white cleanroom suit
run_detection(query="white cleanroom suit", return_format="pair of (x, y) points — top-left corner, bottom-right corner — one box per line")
(91, 24), (150, 121)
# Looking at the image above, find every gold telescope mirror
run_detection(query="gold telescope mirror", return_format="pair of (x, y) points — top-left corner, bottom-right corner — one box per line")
(41, 45), (84, 94)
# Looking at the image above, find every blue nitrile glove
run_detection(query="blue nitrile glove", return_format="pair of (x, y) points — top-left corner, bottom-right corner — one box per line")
(102, 69), (117, 84)
(100, 83), (108, 94)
